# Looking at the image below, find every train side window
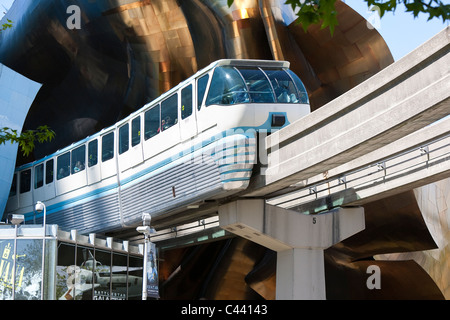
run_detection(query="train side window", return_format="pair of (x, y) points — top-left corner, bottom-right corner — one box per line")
(57, 152), (70, 180)
(197, 75), (209, 110)
(71, 145), (86, 174)
(88, 140), (98, 167)
(161, 94), (178, 131)
(34, 164), (44, 189)
(20, 169), (31, 193)
(132, 116), (141, 147)
(144, 105), (160, 140)
(9, 174), (17, 197)
(181, 85), (193, 119)
(119, 123), (129, 155)
(46, 159), (54, 184)
(102, 132), (114, 162)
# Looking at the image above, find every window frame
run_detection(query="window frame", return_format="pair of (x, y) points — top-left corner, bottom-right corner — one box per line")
(102, 132), (115, 163)
(34, 163), (44, 189)
(119, 123), (130, 155)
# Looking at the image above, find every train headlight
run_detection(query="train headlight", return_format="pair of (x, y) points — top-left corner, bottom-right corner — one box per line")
(272, 114), (286, 127)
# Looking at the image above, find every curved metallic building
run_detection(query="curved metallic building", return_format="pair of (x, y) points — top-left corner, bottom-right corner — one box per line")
(0, 0), (446, 299)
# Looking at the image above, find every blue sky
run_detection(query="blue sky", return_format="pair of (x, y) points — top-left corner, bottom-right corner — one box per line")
(1, 0), (448, 60)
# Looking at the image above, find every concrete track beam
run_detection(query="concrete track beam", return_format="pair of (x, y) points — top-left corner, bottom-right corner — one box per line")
(247, 27), (450, 197)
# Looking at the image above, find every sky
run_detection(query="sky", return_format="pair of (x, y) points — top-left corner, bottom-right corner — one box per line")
(1, 0), (448, 60)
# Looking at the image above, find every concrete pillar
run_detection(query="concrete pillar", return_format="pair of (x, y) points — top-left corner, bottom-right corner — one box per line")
(219, 199), (365, 300)
(277, 248), (326, 300)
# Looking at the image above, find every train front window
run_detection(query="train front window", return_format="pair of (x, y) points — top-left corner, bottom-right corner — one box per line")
(264, 69), (301, 103)
(206, 66), (249, 106)
(237, 68), (275, 103)
(286, 69), (309, 104)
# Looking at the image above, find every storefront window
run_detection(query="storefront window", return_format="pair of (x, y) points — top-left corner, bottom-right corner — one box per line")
(111, 253), (128, 300)
(0, 239), (43, 300)
(128, 255), (143, 300)
(0, 226), (143, 300)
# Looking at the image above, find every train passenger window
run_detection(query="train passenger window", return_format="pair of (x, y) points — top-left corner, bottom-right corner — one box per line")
(206, 67), (249, 106)
(57, 152), (70, 180)
(197, 75), (209, 110)
(144, 105), (160, 140)
(161, 94), (178, 131)
(88, 140), (98, 167)
(102, 132), (114, 162)
(181, 85), (193, 119)
(286, 69), (309, 104)
(9, 174), (16, 197)
(237, 68), (275, 103)
(119, 124), (129, 155)
(132, 116), (141, 147)
(34, 164), (44, 189)
(46, 159), (54, 184)
(71, 145), (86, 174)
(263, 69), (300, 103)
(20, 169), (31, 193)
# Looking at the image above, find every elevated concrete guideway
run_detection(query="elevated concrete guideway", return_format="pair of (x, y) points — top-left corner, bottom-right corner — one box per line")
(244, 26), (450, 199)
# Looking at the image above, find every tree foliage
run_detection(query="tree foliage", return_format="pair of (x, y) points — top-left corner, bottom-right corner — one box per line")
(228, 0), (450, 34)
(1, 19), (12, 32)
(0, 126), (56, 157)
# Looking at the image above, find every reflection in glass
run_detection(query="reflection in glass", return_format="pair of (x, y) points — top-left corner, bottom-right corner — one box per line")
(128, 255), (143, 300)
(56, 243), (75, 300)
(111, 253), (128, 300)
(0, 239), (43, 300)
(92, 249), (111, 300)
(76, 246), (95, 300)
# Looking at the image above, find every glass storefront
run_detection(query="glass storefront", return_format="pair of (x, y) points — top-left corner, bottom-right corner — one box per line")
(0, 224), (143, 300)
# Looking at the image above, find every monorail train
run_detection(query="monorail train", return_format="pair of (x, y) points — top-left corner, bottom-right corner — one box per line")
(4, 59), (310, 234)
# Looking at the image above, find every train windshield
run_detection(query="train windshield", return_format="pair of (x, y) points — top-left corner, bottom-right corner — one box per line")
(205, 66), (308, 106)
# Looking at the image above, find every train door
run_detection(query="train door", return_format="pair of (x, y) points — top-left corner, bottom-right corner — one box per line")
(118, 116), (144, 173)
(100, 131), (117, 180)
(195, 73), (214, 134)
(179, 84), (197, 142)
(87, 139), (101, 185)
(33, 159), (56, 202)
(18, 168), (32, 209)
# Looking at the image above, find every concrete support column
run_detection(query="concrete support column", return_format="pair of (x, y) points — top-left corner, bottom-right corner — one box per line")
(219, 199), (365, 300)
(277, 248), (326, 300)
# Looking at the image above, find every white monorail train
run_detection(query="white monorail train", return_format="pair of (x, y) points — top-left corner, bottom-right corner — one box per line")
(4, 59), (310, 234)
